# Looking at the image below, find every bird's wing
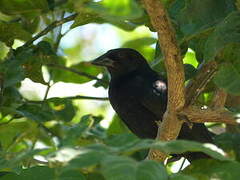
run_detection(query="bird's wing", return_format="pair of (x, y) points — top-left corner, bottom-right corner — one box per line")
(132, 75), (168, 119)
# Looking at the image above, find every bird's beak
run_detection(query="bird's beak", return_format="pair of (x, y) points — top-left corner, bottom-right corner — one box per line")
(91, 55), (114, 68)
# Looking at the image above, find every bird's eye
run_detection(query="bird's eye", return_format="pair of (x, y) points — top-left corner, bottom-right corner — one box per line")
(118, 53), (125, 59)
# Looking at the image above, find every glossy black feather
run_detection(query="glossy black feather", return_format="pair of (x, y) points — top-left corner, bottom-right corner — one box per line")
(92, 48), (213, 161)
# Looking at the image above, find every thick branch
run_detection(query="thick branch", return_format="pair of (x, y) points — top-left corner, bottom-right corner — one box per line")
(185, 61), (218, 106)
(181, 106), (238, 125)
(143, 0), (185, 161)
(47, 63), (108, 85)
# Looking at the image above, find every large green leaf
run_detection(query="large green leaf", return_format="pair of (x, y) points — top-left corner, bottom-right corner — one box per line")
(0, 22), (32, 46)
(101, 155), (168, 180)
(0, 0), (49, 18)
(16, 104), (55, 122)
(47, 98), (76, 122)
(1, 166), (54, 180)
(107, 114), (130, 136)
(0, 60), (25, 88)
(183, 159), (240, 180)
(101, 155), (137, 180)
(0, 120), (38, 150)
(170, 174), (197, 180)
(90, 0), (144, 20)
(213, 63), (240, 95)
(122, 37), (156, 61)
(136, 160), (168, 180)
(204, 12), (240, 61)
(214, 133), (240, 161)
(171, 0), (235, 39)
(71, 0), (143, 30)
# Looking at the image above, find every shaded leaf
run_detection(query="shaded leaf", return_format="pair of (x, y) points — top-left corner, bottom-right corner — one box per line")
(1, 166), (54, 180)
(0, 0), (49, 18)
(183, 159), (240, 180)
(101, 155), (137, 180)
(213, 63), (240, 95)
(136, 160), (168, 180)
(47, 98), (75, 122)
(171, 0), (235, 38)
(214, 133), (240, 161)
(16, 104), (55, 122)
(0, 22), (32, 46)
(204, 12), (240, 61)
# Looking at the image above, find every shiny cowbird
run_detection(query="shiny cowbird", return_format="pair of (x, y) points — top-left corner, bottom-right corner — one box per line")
(92, 48), (213, 161)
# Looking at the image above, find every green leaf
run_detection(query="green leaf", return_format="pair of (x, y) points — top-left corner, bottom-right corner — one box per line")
(0, 120), (38, 150)
(119, 140), (229, 161)
(214, 133), (240, 161)
(0, 63), (24, 88)
(47, 98), (75, 122)
(0, 22), (32, 46)
(16, 104), (55, 122)
(61, 115), (94, 146)
(101, 155), (168, 180)
(171, 0), (236, 38)
(0, 0), (49, 18)
(183, 50), (198, 68)
(136, 160), (168, 180)
(71, 1), (141, 30)
(213, 63), (240, 95)
(101, 155), (137, 180)
(184, 64), (197, 80)
(90, 0), (144, 20)
(1, 87), (22, 114)
(1, 166), (54, 180)
(59, 170), (86, 180)
(153, 140), (229, 161)
(170, 174), (197, 180)
(65, 150), (106, 170)
(107, 114), (130, 136)
(204, 12), (240, 61)
(183, 159), (240, 180)
(122, 37), (156, 61)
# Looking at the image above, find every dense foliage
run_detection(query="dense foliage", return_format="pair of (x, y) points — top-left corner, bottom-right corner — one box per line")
(0, 0), (240, 179)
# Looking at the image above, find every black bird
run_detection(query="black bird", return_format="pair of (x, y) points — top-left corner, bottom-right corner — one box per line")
(92, 48), (213, 161)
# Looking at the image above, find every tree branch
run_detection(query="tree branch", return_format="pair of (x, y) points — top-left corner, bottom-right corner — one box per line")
(23, 13), (78, 48)
(27, 95), (108, 103)
(185, 61), (218, 106)
(47, 63), (108, 85)
(181, 106), (238, 125)
(210, 88), (227, 109)
(143, 0), (185, 161)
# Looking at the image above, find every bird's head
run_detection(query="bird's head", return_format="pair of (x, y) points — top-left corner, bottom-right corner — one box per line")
(91, 48), (150, 78)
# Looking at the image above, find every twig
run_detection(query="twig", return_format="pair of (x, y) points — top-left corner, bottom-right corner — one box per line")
(53, 11), (65, 51)
(210, 88), (227, 109)
(27, 95), (108, 103)
(185, 61), (218, 106)
(62, 95), (108, 101)
(47, 63), (108, 85)
(143, 0), (185, 161)
(42, 80), (52, 103)
(23, 13), (77, 48)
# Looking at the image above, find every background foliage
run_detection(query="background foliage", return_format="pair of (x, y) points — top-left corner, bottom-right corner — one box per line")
(0, 0), (240, 179)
